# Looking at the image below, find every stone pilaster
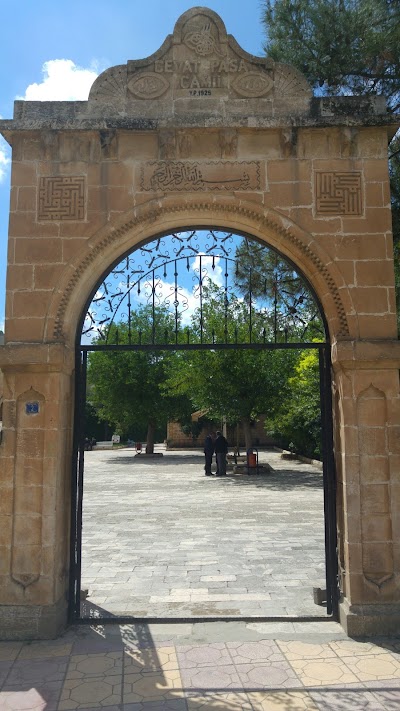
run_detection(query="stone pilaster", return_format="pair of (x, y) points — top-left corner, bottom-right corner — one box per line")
(0, 344), (74, 639)
(333, 339), (400, 635)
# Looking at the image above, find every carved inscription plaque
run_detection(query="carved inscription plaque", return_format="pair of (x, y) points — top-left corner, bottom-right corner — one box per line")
(90, 9), (312, 111)
(315, 172), (363, 216)
(125, 12), (274, 100)
(151, 56), (256, 95)
(38, 176), (85, 221)
(141, 161), (261, 191)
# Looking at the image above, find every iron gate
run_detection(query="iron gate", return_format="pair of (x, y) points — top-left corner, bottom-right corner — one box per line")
(70, 229), (339, 623)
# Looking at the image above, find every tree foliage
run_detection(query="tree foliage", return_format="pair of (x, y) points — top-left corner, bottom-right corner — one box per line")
(87, 257), (328, 456)
(263, 0), (400, 332)
(87, 306), (192, 453)
(267, 349), (322, 459)
(164, 284), (298, 449)
(263, 0), (400, 106)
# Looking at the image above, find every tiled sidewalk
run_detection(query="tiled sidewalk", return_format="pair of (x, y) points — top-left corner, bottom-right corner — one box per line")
(1, 621), (400, 710)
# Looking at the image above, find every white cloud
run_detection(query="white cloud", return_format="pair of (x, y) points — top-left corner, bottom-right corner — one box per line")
(133, 278), (197, 326)
(191, 254), (224, 287)
(0, 115), (11, 183)
(0, 133), (11, 183)
(20, 59), (99, 101)
(0, 60), (99, 181)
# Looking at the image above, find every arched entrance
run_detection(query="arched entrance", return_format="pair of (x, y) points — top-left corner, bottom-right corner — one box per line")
(70, 227), (338, 623)
(0, 5), (398, 639)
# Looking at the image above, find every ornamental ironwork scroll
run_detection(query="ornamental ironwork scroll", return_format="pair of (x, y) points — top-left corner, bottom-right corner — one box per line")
(81, 230), (325, 347)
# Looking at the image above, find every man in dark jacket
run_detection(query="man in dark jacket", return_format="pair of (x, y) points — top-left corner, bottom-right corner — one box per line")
(214, 430), (228, 476)
(203, 432), (214, 475)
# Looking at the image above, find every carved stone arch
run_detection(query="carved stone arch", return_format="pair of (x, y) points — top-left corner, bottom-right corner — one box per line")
(47, 195), (353, 346)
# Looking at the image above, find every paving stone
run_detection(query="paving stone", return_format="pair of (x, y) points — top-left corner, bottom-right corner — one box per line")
(369, 689), (400, 710)
(123, 669), (184, 704)
(227, 640), (286, 665)
(179, 665), (243, 692)
(0, 682), (63, 711)
(3, 622), (400, 707)
(235, 660), (302, 690)
(288, 656), (359, 687)
(341, 653), (400, 683)
(0, 661), (14, 687)
(0, 643), (22, 662)
(5, 656), (69, 685)
(310, 689), (386, 711)
(247, 690), (318, 710)
(81, 449), (326, 619)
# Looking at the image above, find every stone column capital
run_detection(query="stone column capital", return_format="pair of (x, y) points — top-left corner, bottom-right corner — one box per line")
(0, 342), (74, 374)
(331, 338), (400, 371)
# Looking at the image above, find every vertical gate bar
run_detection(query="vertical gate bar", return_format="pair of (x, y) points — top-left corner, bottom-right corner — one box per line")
(127, 274), (132, 345)
(249, 267), (252, 343)
(319, 346), (338, 618)
(68, 348), (82, 623)
(174, 259), (179, 344)
(152, 269), (156, 345)
(74, 350), (88, 620)
(224, 258), (228, 343)
(199, 255), (203, 344)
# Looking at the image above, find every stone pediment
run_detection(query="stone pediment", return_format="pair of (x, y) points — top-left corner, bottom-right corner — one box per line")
(86, 7), (312, 119)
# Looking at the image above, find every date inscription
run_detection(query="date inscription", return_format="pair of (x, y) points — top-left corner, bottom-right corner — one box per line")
(189, 89), (211, 97)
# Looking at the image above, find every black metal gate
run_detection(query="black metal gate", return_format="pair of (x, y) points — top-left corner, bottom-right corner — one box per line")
(69, 229), (339, 623)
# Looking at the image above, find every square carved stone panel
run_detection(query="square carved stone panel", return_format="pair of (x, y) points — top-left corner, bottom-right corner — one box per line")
(38, 176), (85, 221)
(315, 171), (363, 216)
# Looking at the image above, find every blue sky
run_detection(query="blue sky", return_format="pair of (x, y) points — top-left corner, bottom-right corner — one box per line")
(0, 1), (267, 333)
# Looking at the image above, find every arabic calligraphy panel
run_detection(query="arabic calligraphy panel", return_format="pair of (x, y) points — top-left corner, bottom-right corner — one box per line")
(140, 160), (262, 191)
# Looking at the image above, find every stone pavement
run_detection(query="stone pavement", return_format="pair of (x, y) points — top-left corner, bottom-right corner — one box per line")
(1, 620), (400, 709)
(81, 449), (326, 618)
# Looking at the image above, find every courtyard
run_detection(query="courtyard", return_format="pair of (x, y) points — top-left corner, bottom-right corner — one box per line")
(80, 448), (327, 620)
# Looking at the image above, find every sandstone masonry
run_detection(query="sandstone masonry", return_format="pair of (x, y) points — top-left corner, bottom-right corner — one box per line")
(0, 7), (399, 638)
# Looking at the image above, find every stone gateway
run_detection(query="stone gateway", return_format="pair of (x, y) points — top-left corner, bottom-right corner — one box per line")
(0, 7), (399, 639)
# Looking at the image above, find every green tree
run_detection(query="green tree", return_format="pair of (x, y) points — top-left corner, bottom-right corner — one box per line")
(263, 0), (400, 104)
(268, 349), (322, 459)
(165, 285), (298, 449)
(87, 306), (192, 453)
(262, 0), (400, 332)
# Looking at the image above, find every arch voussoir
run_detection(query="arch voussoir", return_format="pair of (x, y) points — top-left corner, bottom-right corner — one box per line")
(50, 196), (350, 344)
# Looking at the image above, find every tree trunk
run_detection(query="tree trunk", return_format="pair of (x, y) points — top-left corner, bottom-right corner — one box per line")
(146, 421), (155, 454)
(241, 417), (253, 451)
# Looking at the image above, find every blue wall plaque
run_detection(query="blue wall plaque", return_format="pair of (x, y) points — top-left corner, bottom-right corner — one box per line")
(26, 401), (39, 414)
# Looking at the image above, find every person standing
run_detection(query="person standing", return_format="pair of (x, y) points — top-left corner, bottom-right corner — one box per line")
(203, 432), (214, 476)
(214, 430), (228, 476)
